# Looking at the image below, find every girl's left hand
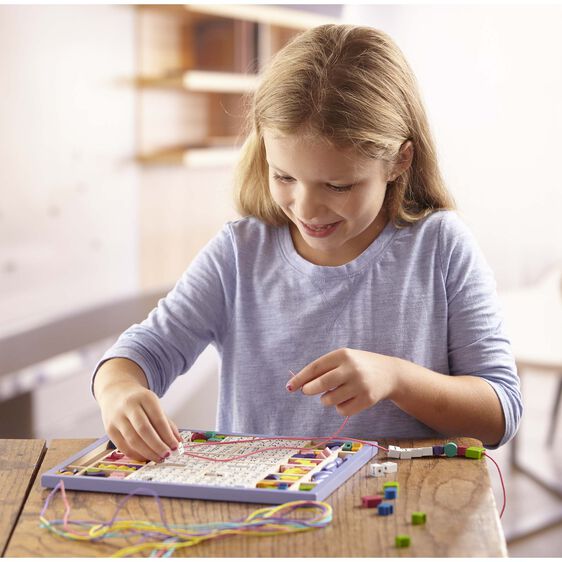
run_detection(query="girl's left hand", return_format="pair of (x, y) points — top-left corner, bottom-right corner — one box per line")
(286, 348), (400, 416)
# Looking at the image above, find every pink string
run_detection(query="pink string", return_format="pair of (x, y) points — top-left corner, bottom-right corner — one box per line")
(483, 451), (506, 519)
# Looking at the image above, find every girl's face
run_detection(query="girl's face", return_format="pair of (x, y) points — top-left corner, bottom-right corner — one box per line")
(264, 129), (396, 266)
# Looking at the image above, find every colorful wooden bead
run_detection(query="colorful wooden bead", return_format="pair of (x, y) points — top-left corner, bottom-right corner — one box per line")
(412, 511), (427, 525)
(465, 446), (486, 459)
(378, 502), (394, 515)
(395, 534), (411, 547)
(361, 495), (383, 508)
(384, 486), (398, 499)
(444, 442), (458, 457)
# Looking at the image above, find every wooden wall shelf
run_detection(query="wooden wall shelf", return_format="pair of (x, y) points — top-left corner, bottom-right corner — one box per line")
(138, 70), (259, 93)
(136, 5), (339, 167)
(184, 4), (338, 29)
(138, 141), (241, 167)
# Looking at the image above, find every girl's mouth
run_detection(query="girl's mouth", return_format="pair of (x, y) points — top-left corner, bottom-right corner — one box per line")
(300, 220), (341, 238)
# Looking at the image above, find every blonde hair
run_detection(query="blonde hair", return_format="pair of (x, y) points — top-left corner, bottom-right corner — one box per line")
(233, 24), (455, 226)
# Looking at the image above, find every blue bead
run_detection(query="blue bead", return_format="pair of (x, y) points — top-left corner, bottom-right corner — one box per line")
(384, 487), (397, 499)
(433, 445), (444, 456)
(378, 502), (394, 515)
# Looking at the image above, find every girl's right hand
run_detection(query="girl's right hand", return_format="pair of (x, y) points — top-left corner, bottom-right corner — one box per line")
(97, 382), (182, 462)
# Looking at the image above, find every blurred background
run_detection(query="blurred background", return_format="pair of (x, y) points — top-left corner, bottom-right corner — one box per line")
(0, 3), (561, 555)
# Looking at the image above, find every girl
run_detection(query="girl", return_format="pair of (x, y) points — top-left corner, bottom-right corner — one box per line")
(93, 24), (522, 463)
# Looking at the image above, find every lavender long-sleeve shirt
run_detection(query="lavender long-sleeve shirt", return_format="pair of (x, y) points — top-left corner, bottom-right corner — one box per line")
(94, 211), (522, 448)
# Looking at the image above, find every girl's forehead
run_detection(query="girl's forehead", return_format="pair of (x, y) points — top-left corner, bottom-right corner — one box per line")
(263, 129), (376, 173)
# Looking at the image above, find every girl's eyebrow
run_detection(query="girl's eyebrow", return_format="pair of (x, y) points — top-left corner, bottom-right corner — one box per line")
(267, 160), (355, 182)
(266, 161), (289, 174)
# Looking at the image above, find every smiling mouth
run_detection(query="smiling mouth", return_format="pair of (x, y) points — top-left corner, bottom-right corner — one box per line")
(299, 219), (341, 237)
(303, 222), (337, 231)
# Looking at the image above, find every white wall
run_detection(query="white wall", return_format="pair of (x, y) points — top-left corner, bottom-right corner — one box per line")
(0, 5), (224, 438)
(343, 4), (562, 290)
(0, 6), (138, 335)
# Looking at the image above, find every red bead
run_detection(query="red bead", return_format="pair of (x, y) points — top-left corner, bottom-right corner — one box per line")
(361, 495), (383, 508)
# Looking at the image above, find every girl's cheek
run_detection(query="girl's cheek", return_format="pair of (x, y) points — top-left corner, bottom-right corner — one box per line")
(270, 185), (292, 207)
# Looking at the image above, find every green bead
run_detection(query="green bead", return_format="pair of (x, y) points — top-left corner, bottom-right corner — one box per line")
(444, 442), (458, 457)
(412, 511), (426, 525)
(343, 442), (353, 451)
(465, 446), (486, 459)
(395, 535), (411, 547)
(383, 481), (400, 490)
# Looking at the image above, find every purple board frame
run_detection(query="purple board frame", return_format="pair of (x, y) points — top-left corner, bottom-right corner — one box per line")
(41, 429), (379, 504)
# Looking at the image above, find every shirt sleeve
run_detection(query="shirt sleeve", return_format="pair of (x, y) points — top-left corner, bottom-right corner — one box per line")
(91, 223), (237, 398)
(438, 212), (523, 448)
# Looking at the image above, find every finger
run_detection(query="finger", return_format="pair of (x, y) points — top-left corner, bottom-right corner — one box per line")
(335, 395), (366, 417)
(287, 349), (346, 392)
(122, 417), (165, 462)
(140, 396), (182, 452)
(129, 406), (173, 460)
(320, 383), (356, 408)
(105, 426), (130, 457)
(167, 417), (183, 447)
(107, 425), (153, 463)
(301, 367), (345, 396)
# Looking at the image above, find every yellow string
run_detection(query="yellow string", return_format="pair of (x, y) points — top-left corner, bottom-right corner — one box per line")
(41, 500), (333, 557)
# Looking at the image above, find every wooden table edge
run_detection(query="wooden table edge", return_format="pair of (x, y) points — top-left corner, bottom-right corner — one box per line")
(1, 439), (47, 557)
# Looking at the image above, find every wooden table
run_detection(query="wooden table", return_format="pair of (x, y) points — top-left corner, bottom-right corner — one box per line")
(1, 437), (506, 557)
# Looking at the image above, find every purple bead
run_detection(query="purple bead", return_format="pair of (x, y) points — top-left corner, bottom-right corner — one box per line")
(433, 445), (444, 456)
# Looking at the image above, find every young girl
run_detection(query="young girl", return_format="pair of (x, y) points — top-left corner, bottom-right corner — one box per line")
(93, 24), (522, 463)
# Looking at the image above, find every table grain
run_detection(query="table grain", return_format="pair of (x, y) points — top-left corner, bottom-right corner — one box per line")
(4, 437), (507, 557)
(0, 439), (46, 557)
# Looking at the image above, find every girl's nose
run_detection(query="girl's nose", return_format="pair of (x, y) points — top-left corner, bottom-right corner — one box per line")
(293, 184), (324, 220)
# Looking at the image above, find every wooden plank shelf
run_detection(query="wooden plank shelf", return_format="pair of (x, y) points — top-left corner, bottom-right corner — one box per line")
(137, 70), (259, 93)
(185, 4), (337, 29)
(138, 140), (241, 167)
(144, 4), (339, 30)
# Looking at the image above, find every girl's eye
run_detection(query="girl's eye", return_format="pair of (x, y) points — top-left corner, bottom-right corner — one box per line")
(272, 173), (294, 184)
(272, 172), (353, 192)
(328, 183), (353, 193)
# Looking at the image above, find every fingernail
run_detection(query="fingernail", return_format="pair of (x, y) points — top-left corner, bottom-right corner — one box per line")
(164, 451), (171, 458)
(286, 383), (293, 391)
(171, 446), (178, 451)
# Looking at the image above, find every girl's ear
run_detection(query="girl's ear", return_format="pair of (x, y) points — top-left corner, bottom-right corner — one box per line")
(388, 141), (414, 181)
